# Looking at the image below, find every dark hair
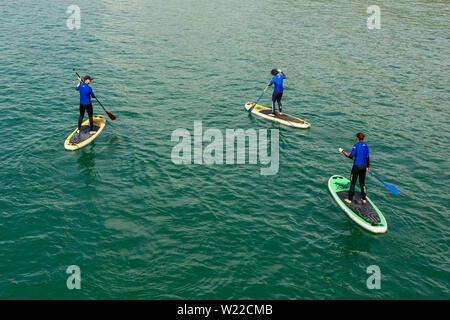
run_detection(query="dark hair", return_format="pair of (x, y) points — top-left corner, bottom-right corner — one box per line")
(271, 69), (278, 76)
(356, 132), (365, 141)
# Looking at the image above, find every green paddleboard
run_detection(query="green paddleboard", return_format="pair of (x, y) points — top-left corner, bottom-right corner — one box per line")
(328, 175), (387, 233)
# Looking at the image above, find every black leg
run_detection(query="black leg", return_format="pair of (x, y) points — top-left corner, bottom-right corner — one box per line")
(78, 105), (86, 130)
(348, 167), (358, 201)
(360, 168), (367, 200)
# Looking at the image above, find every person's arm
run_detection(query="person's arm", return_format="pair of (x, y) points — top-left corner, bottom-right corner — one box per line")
(366, 146), (370, 170)
(278, 69), (286, 78)
(75, 72), (82, 89)
(76, 77), (82, 90)
(90, 87), (95, 99)
(338, 147), (354, 159)
(268, 78), (274, 86)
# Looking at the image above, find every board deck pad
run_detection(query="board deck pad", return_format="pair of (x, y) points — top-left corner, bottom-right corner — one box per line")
(69, 125), (100, 144)
(258, 109), (306, 124)
(336, 190), (382, 226)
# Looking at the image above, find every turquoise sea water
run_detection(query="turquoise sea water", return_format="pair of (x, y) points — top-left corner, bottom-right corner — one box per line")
(0, 0), (449, 299)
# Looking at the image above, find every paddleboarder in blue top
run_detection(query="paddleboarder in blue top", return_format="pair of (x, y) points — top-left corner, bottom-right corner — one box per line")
(268, 69), (286, 116)
(75, 72), (96, 135)
(338, 132), (370, 205)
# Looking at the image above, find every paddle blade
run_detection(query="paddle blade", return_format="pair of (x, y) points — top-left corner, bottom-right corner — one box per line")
(94, 97), (116, 120)
(369, 171), (398, 195)
(386, 184), (399, 195)
(105, 110), (116, 120)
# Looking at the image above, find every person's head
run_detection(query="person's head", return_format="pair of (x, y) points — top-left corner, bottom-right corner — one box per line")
(271, 69), (279, 76)
(356, 132), (365, 142)
(84, 75), (93, 84)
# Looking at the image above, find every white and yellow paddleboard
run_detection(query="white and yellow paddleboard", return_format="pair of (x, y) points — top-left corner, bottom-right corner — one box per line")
(64, 115), (106, 150)
(245, 102), (310, 128)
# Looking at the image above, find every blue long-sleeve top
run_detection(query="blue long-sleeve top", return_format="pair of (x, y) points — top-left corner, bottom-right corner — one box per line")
(269, 74), (286, 92)
(76, 82), (95, 104)
(344, 142), (370, 166)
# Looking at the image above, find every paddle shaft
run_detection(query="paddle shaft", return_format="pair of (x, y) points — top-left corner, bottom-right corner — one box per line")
(248, 83), (270, 112)
(369, 170), (383, 183)
(369, 170), (398, 195)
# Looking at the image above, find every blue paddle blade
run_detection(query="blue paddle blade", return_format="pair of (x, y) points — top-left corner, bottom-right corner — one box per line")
(386, 184), (399, 195)
(369, 171), (398, 195)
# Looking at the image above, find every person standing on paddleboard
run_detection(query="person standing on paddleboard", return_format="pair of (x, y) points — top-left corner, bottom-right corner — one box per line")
(75, 73), (96, 135)
(338, 132), (370, 205)
(268, 69), (286, 117)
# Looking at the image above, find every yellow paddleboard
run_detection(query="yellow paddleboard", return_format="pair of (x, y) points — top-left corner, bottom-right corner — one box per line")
(245, 102), (310, 128)
(64, 115), (106, 150)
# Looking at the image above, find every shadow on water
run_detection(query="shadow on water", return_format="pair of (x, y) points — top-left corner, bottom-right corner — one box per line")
(335, 224), (388, 261)
(76, 144), (96, 177)
(270, 122), (311, 139)
(103, 135), (119, 154)
(326, 191), (387, 257)
(336, 227), (371, 256)
(74, 135), (118, 185)
(107, 136), (119, 145)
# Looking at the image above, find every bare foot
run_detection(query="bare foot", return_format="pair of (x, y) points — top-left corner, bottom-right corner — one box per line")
(344, 199), (352, 205)
(268, 113), (275, 117)
(89, 131), (96, 135)
(77, 129), (80, 135)
(362, 200), (367, 205)
(279, 112), (283, 115)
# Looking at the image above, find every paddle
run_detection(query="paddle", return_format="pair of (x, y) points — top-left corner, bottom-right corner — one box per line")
(93, 96), (116, 120)
(248, 83), (270, 112)
(369, 170), (399, 195)
(73, 68), (116, 120)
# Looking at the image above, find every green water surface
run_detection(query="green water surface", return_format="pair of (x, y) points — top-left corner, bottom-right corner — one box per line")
(0, 0), (449, 299)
